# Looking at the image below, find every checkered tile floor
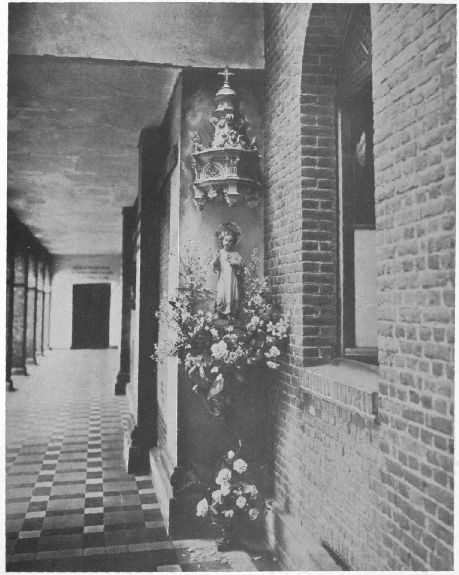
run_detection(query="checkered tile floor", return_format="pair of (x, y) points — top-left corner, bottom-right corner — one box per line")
(6, 350), (275, 572)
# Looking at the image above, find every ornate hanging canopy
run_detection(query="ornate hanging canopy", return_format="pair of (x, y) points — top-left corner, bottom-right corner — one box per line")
(190, 68), (261, 210)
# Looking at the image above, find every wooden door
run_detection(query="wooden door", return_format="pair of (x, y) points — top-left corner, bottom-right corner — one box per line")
(72, 283), (110, 349)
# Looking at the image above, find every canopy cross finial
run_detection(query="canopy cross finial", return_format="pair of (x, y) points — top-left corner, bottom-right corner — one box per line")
(218, 67), (234, 85)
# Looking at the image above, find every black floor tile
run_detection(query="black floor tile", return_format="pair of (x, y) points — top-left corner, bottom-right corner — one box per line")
(146, 527), (170, 542)
(14, 538), (39, 554)
(84, 513), (104, 526)
(83, 532), (106, 548)
(85, 497), (104, 508)
(21, 518), (44, 531)
(41, 525), (83, 537)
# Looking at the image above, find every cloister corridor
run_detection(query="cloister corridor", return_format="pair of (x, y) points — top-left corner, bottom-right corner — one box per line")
(5, 349), (279, 572)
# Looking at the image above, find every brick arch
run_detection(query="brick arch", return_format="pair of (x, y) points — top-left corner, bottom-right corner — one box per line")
(300, 4), (352, 363)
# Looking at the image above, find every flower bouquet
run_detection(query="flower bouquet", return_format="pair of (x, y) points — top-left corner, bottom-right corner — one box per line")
(195, 444), (267, 551)
(152, 246), (289, 417)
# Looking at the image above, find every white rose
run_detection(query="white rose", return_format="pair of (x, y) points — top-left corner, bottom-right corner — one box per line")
(216, 468), (232, 485)
(211, 340), (228, 359)
(196, 498), (209, 517)
(266, 360), (279, 369)
(223, 509), (234, 518)
(236, 496), (247, 509)
(244, 484), (258, 498)
(233, 458), (248, 474)
(220, 482), (231, 496)
(227, 450), (235, 460)
(210, 328), (219, 338)
(212, 490), (222, 504)
(248, 508), (259, 521)
(269, 345), (280, 357)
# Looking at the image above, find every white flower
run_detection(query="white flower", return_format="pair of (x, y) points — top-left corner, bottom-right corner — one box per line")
(196, 498), (209, 517)
(236, 496), (247, 509)
(223, 509), (234, 518)
(268, 345), (280, 357)
(220, 482), (231, 496)
(211, 340), (228, 359)
(226, 325), (234, 332)
(233, 459), (248, 474)
(227, 450), (235, 460)
(212, 490), (223, 504)
(249, 316), (260, 326)
(253, 295), (263, 306)
(248, 508), (259, 521)
(216, 468), (232, 485)
(266, 360), (279, 369)
(244, 484), (258, 497)
(210, 328), (219, 338)
(211, 366), (219, 374)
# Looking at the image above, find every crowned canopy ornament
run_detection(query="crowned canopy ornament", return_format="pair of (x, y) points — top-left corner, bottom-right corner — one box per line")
(191, 68), (261, 210)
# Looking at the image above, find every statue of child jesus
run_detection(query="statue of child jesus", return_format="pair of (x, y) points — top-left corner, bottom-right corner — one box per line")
(213, 224), (243, 318)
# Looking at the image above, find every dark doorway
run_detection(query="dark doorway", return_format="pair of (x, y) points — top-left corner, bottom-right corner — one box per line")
(72, 283), (110, 349)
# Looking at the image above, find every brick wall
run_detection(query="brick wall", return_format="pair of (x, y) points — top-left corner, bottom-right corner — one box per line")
(264, 3), (455, 571)
(300, 4), (348, 362)
(263, 6), (312, 561)
(263, 1), (311, 380)
(372, 4), (455, 570)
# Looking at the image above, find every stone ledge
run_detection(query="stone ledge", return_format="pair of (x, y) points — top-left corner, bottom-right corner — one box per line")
(265, 505), (342, 571)
(301, 359), (379, 419)
(149, 446), (175, 531)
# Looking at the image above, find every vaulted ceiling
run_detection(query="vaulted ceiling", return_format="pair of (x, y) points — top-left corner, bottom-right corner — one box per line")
(7, 2), (264, 255)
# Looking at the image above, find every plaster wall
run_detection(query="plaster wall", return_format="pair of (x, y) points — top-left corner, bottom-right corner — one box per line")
(9, 3), (264, 70)
(157, 76), (182, 470)
(50, 254), (121, 349)
(128, 238), (141, 425)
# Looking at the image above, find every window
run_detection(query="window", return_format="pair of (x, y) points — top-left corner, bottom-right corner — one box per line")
(338, 5), (377, 365)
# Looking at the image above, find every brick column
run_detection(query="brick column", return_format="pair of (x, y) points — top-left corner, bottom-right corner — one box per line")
(43, 262), (52, 353)
(25, 252), (38, 365)
(300, 5), (349, 363)
(115, 206), (136, 395)
(6, 239), (15, 389)
(12, 247), (28, 375)
(36, 259), (45, 358)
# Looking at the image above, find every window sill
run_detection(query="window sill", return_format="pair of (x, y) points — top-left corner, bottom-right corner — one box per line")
(345, 347), (378, 366)
(301, 358), (379, 420)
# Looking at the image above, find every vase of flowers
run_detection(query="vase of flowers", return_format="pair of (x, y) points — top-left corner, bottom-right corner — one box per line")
(196, 444), (267, 551)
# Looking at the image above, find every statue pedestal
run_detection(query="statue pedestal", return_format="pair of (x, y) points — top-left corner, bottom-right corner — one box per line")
(167, 366), (273, 538)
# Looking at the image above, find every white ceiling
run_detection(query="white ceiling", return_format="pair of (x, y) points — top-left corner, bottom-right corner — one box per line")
(8, 56), (179, 254)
